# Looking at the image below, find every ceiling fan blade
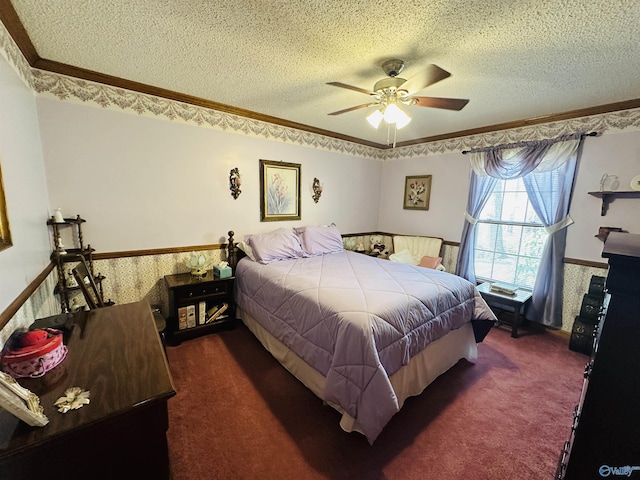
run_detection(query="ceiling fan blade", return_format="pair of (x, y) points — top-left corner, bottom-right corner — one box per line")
(412, 96), (469, 111)
(326, 82), (375, 95)
(404, 64), (452, 93)
(328, 103), (375, 116)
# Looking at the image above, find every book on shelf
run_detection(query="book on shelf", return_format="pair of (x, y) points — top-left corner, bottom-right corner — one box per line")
(186, 304), (196, 328)
(178, 306), (188, 330)
(206, 304), (220, 318)
(198, 301), (206, 325)
(206, 302), (228, 324)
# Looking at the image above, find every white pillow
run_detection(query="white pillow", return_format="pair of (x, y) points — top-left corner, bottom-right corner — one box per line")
(236, 240), (256, 262)
(388, 248), (420, 265)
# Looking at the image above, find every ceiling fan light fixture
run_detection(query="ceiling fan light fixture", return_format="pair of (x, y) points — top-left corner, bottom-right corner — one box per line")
(366, 109), (384, 129)
(395, 109), (411, 129)
(382, 103), (411, 128)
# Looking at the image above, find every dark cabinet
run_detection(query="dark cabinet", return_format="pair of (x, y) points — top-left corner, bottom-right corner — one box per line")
(557, 232), (640, 479)
(164, 271), (236, 344)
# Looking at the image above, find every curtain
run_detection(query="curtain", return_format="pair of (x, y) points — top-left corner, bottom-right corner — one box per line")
(455, 165), (497, 284)
(456, 134), (585, 328)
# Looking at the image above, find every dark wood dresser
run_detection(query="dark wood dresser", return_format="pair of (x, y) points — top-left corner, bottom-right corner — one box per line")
(557, 232), (640, 479)
(0, 300), (176, 480)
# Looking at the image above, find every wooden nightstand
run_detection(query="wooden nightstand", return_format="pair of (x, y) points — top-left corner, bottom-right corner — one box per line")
(476, 282), (532, 338)
(164, 271), (236, 345)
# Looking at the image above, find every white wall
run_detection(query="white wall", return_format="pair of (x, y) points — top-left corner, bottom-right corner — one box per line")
(37, 98), (381, 252)
(377, 151), (469, 241)
(569, 130), (640, 261)
(378, 131), (640, 263)
(0, 55), (51, 313)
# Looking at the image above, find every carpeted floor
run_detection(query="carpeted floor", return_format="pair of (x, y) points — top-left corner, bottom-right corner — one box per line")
(165, 323), (586, 479)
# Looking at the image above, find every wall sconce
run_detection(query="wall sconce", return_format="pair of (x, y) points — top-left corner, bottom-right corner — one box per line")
(229, 167), (241, 199)
(312, 177), (323, 203)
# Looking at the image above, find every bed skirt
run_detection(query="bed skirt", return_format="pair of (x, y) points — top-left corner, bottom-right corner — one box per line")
(237, 307), (478, 438)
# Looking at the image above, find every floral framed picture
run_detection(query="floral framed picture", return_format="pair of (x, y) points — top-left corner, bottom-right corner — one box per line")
(260, 159), (301, 221)
(403, 175), (432, 210)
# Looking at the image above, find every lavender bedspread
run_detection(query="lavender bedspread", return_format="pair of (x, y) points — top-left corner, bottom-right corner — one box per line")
(234, 250), (495, 443)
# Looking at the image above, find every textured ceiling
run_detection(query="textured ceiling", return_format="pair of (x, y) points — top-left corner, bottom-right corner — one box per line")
(8, 0), (640, 147)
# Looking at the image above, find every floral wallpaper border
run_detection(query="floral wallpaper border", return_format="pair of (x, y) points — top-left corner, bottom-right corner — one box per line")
(2, 21), (640, 161)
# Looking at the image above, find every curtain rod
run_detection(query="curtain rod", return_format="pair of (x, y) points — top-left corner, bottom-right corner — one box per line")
(461, 131), (598, 154)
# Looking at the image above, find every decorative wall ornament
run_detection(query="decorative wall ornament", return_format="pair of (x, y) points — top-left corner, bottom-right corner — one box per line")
(312, 177), (323, 203)
(260, 159), (301, 221)
(229, 167), (241, 199)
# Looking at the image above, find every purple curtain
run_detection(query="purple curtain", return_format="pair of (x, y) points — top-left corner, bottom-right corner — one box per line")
(457, 134), (585, 327)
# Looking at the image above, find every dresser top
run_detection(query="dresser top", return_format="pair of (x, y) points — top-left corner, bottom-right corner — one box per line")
(602, 232), (640, 260)
(0, 300), (175, 457)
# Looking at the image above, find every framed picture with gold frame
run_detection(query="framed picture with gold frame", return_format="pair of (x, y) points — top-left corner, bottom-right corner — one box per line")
(0, 371), (49, 427)
(403, 175), (432, 210)
(260, 159), (301, 221)
(0, 161), (12, 252)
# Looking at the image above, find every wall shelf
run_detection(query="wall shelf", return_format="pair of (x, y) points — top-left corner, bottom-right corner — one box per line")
(588, 190), (640, 216)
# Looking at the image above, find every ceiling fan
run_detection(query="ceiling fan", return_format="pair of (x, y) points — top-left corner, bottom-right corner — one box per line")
(327, 59), (469, 131)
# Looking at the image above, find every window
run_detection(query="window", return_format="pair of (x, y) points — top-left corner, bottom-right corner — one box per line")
(474, 177), (547, 289)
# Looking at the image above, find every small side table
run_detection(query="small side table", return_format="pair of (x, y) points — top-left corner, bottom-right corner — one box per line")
(164, 271), (236, 345)
(476, 282), (533, 338)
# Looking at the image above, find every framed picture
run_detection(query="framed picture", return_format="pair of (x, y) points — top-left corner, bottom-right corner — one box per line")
(403, 175), (432, 210)
(260, 159), (301, 221)
(0, 161), (12, 252)
(0, 371), (49, 427)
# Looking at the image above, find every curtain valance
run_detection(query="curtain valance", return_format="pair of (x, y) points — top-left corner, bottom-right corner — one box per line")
(468, 133), (588, 178)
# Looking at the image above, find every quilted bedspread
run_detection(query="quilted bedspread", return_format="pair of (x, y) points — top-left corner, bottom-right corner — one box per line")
(234, 250), (495, 443)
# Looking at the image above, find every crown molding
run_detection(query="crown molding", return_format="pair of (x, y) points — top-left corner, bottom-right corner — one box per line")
(1, 16), (640, 162)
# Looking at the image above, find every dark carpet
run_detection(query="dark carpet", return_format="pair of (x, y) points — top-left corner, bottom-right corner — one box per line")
(165, 323), (586, 479)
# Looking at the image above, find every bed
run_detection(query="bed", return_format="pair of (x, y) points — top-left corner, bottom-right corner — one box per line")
(230, 226), (496, 444)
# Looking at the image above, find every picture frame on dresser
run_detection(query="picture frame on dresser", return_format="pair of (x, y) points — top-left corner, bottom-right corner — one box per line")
(259, 159), (301, 221)
(403, 174), (432, 210)
(0, 371), (48, 427)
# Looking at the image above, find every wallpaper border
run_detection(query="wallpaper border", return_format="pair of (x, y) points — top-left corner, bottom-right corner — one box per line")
(2, 21), (640, 161)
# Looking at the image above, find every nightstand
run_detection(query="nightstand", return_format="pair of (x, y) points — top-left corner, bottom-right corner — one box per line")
(164, 271), (236, 345)
(476, 282), (532, 338)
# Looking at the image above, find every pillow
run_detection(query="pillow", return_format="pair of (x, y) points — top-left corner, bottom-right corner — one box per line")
(245, 228), (306, 264)
(418, 255), (442, 269)
(236, 240), (256, 262)
(388, 248), (420, 265)
(295, 224), (344, 256)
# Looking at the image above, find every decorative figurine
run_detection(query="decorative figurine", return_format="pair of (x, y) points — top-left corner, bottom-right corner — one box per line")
(56, 237), (67, 255)
(53, 208), (64, 223)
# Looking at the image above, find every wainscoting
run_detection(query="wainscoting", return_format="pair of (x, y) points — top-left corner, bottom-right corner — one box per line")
(0, 236), (607, 346)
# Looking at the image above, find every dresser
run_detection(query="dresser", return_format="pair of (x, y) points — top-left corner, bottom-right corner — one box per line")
(0, 301), (176, 480)
(556, 232), (640, 479)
